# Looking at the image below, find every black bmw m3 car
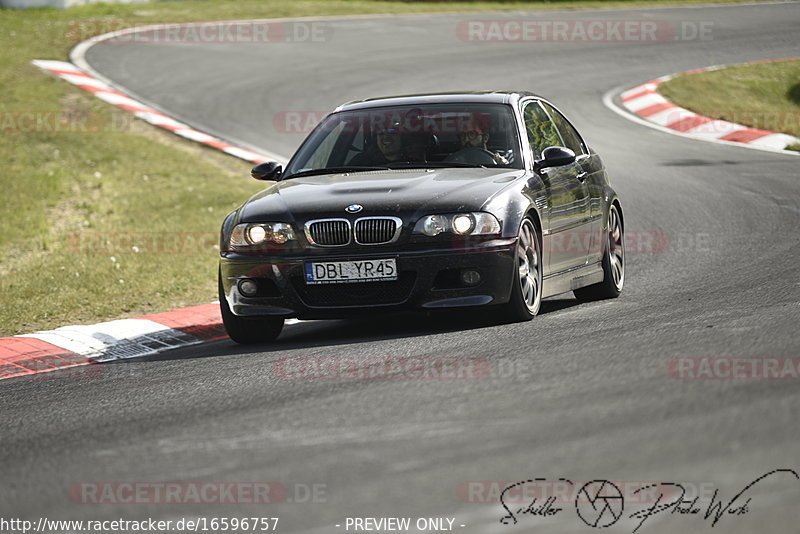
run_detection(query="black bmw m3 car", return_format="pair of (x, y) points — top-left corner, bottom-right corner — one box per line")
(219, 92), (624, 343)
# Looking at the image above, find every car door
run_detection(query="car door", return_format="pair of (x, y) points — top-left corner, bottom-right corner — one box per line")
(521, 100), (592, 274)
(541, 102), (604, 265)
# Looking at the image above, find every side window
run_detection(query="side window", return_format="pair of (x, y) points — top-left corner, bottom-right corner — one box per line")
(522, 101), (562, 160)
(542, 103), (586, 156)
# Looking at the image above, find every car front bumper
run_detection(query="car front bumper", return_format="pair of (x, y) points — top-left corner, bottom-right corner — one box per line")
(219, 239), (517, 320)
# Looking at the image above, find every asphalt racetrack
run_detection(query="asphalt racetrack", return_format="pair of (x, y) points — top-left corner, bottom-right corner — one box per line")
(3, 3), (800, 533)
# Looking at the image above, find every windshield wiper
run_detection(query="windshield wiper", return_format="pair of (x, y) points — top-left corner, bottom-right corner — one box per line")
(283, 166), (390, 179)
(385, 161), (489, 169)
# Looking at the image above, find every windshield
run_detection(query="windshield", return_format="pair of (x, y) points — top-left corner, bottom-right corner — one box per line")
(283, 103), (523, 177)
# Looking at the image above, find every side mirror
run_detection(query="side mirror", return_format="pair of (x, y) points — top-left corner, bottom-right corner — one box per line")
(534, 146), (576, 171)
(251, 161), (282, 181)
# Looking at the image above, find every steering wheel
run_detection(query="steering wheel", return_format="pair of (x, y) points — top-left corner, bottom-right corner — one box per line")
(444, 147), (498, 166)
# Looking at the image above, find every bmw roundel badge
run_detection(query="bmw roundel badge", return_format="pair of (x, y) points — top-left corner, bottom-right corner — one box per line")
(345, 204), (363, 213)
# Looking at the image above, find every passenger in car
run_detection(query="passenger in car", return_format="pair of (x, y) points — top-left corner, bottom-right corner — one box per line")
(350, 121), (409, 165)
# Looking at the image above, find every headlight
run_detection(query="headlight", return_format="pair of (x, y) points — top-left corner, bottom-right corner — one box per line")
(452, 214), (475, 235)
(413, 212), (500, 236)
(246, 225), (268, 244)
(229, 222), (295, 248)
(421, 215), (448, 237)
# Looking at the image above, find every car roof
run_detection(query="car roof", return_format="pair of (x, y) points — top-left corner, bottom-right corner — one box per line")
(335, 91), (543, 111)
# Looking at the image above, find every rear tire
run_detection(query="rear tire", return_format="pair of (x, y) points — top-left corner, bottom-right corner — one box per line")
(574, 203), (624, 302)
(502, 218), (542, 322)
(219, 272), (284, 344)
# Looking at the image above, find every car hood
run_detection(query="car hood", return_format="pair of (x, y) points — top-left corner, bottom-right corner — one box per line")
(238, 167), (525, 223)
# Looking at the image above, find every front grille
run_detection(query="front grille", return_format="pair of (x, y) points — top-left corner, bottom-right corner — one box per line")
(354, 217), (400, 245)
(306, 219), (350, 246)
(292, 272), (416, 307)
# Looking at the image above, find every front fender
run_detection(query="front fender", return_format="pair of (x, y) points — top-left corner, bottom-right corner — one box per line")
(482, 173), (546, 240)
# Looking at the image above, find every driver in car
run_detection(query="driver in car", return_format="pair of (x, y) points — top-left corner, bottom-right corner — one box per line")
(446, 120), (509, 166)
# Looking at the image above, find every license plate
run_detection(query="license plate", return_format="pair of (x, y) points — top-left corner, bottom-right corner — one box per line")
(305, 259), (397, 284)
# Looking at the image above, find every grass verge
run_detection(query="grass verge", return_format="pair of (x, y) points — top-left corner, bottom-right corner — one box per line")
(658, 59), (800, 150)
(0, 0), (778, 335)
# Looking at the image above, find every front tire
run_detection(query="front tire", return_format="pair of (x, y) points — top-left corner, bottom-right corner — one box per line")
(574, 203), (624, 302)
(219, 273), (284, 344)
(502, 218), (542, 322)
